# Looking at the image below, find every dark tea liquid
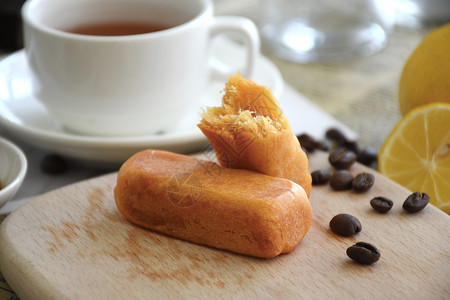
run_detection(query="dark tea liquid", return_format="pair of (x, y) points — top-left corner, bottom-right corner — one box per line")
(65, 21), (171, 36)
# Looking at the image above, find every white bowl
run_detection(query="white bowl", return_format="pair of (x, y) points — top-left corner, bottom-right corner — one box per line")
(0, 137), (27, 209)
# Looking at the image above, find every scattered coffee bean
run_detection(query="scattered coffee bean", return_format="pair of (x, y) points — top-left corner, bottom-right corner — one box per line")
(346, 242), (380, 265)
(297, 133), (329, 152)
(329, 214), (362, 236)
(370, 197), (394, 213)
(297, 133), (319, 152)
(311, 169), (332, 185)
(403, 192), (430, 213)
(352, 173), (375, 193)
(357, 147), (378, 167)
(301, 146), (309, 158)
(40, 154), (68, 175)
(329, 147), (356, 170)
(343, 140), (360, 154)
(325, 128), (379, 169)
(325, 127), (348, 146)
(329, 170), (354, 190)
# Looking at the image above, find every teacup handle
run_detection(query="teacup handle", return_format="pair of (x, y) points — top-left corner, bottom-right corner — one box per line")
(209, 16), (260, 79)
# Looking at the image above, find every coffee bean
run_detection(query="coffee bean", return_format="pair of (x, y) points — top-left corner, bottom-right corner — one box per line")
(311, 169), (331, 185)
(301, 146), (309, 158)
(343, 140), (360, 154)
(370, 197), (394, 213)
(403, 192), (430, 213)
(329, 147), (356, 170)
(329, 214), (362, 236)
(352, 173), (375, 193)
(325, 128), (348, 146)
(40, 154), (68, 175)
(297, 133), (319, 152)
(297, 133), (328, 152)
(346, 242), (380, 265)
(357, 147), (378, 167)
(329, 170), (354, 190)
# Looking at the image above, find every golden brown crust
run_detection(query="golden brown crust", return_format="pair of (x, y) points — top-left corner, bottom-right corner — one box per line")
(114, 150), (312, 258)
(198, 73), (312, 196)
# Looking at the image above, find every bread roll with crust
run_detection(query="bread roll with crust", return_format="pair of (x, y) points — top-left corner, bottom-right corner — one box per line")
(114, 150), (312, 258)
(198, 73), (312, 196)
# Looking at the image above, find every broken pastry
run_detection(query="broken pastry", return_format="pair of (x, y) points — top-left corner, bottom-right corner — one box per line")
(198, 73), (312, 196)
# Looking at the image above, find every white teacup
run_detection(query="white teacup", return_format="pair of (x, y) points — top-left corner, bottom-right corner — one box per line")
(22, 0), (260, 136)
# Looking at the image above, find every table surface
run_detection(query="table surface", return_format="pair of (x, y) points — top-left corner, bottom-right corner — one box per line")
(0, 0), (446, 299)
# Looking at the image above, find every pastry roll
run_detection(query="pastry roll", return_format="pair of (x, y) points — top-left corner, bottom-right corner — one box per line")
(198, 73), (312, 196)
(114, 150), (312, 258)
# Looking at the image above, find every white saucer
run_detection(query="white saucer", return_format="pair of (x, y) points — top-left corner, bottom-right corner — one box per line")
(0, 39), (283, 166)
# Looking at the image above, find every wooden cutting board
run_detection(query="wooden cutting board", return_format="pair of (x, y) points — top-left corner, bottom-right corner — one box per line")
(0, 152), (449, 300)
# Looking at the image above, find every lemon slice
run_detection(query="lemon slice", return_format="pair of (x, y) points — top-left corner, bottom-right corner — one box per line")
(379, 103), (450, 213)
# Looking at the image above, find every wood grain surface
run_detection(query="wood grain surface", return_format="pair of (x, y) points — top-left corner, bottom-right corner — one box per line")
(0, 152), (449, 300)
